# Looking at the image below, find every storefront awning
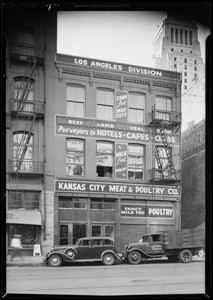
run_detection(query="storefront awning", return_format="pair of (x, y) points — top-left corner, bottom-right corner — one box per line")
(6, 209), (42, 225)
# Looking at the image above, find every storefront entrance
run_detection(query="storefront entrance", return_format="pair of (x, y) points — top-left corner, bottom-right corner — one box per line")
(59, 223), (87, 245)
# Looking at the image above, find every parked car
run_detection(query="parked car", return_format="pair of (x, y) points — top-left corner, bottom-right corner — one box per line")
(43, 237), (122, 267)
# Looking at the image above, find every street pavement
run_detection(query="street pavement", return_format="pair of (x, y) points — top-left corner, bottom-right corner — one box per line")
(6, 254), (204, 267)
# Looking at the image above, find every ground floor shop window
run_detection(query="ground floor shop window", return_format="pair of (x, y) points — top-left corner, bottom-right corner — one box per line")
(8, 190), (40, 209)
(8, 224), (40, 247)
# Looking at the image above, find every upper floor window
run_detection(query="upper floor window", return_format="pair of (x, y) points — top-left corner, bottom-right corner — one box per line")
(14, 27), (35, 56)
(12, 131), (33, 172)
(155, 96), (172, 121)
(180, 30), (183, 44)
(97, 89), (114, 120)
(174, 57), (177, 61)
(128, 92), (145, 123)
(171, 28), (174, 43)
(96, 141), (114, 177)
(14, 77), (34, 112)
(8, 191), (40, 210)
(184, 58), (187, 64)
(185, 30), (188, 45)
(184, 65), (187, 70)
(66, 139), (84, 176)
(175, 28), (178, 43)
(194, 66), (197, 71)
(189, 31), (192, 45)
(128, 144), (144, 180)
(194, 60), (197, 65)
(66, 85), (85, 117)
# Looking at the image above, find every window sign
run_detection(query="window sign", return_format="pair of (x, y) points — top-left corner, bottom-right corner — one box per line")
(115, 143), (127, 179)
(115, 91), (128, 123)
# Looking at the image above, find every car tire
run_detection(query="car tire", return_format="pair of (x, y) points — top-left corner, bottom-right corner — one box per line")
(65, 249), (76, 259)
(128, 251), (142, 264)
(102, 253), (115, 266)
(48, 254), (62, 267)
(178, 249), (192, 263)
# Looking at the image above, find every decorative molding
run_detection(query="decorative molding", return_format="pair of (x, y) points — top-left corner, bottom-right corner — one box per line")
(153, 81), (176, 89)
(93, 73), (120, 81)
(124, 77), (150, 85)
(62, 68), (90, 77)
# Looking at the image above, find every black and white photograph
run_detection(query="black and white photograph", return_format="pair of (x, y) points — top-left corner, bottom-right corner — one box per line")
(1, 2), (211, 297)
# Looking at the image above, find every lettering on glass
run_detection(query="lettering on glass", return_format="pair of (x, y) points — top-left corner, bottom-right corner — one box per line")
(115, 143), (127, 179)
(115, 91), (128, 123)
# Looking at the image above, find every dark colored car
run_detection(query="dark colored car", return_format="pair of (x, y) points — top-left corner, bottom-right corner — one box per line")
(43, 237), (122, 267)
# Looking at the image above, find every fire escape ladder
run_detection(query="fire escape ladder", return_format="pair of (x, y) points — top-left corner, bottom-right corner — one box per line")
(159, 125), (177, 179)
(17, 58), (37, 112)
(155, 147), (164, 178)
(16, 114), (36, 171)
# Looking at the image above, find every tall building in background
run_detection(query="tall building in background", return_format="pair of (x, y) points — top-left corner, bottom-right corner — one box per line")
(153, 12), (205, 131)
(153, 12), (206, 230)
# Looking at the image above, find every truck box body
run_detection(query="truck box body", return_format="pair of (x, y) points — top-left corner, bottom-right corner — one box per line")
(162, 228), (205, 250)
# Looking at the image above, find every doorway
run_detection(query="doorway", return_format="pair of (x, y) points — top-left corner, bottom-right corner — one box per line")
(59, 223), (87, 245)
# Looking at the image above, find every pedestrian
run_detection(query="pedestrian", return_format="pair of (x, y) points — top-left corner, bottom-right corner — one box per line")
(9, 234), (24, 262)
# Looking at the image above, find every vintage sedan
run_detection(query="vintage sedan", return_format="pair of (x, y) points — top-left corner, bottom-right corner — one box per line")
(44, 237), (122, 267)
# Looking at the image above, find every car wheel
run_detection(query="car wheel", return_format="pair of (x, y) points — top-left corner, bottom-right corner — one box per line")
(48, 254), (62, 267)
(128, 251), (142, 264)
(178, 249), (192, 263)
(65, 249), (76, 259)
(102, 253), (115, 266)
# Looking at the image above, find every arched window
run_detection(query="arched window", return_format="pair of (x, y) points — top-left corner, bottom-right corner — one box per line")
(96, 141), (114, 177)
(13, 76), (34, 112)
(97, 88), (114, 120)
(12, 131), (33, 172)
(66, 139), (84, 176)
(66, 84), (85, 117)
(128, 92), (145, 123)
(128, 144), (144, 180)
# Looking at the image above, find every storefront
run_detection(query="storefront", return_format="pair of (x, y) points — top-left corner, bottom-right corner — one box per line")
(6, 210), (42, 255)
(55, 180), (179, 250)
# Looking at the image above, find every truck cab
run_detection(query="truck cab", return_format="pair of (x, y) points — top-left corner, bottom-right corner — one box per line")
(139, 233), (165, 255)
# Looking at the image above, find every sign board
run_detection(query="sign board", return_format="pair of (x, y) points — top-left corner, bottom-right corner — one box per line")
(33, 244), (41, 256)
(55, 180), (180, 197)
(115, 90), (128, 123)
(115, 143), (128, 179)
(120, 204), (174, 218)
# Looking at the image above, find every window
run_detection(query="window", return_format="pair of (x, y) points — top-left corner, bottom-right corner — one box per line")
(185, 85), (187, 90)
(174, 57), (176, 61)
(66, 85), (85, 117)
(194, 73), (197, 78)
(97, 89), (114, 120)
(12, 132), (33, 172)
(155, 96), (172, 121)
(184, 58), (187, 63)
(14, 27), (35, 56)
(14, 77), (34, 112)
(66, 139), (84, 176)
(171, 48), (174, 52)
(128, 144), (144, 180)
(96, 141), (114, 177)
(59, 198), (87, 209)
(128, 92), (145, 123)
(155, 146), (172, 178)
(152, 235), (161, 242)
(171, 28), (174, 43)
(194, 66), (197, 71)
(90, 199), (115, 210)
(181, 49), (183, 52)
(180, 30), (183, 44)
(184, 65), (187, 70)
(8, 224), (39, 247)
(189, 31), (192, 45)
(185, 30), (188, 45)
(173, 64), (177, 69)
(190, 51), (192, 54)
(8, 191), (40, 209)
(184, 72), (187, 76)
(175, 28), (178, 43)
(184, 79), (187, 83)
(194, 60), (197, 65)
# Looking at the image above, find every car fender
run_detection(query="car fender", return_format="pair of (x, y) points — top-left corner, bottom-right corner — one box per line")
(64, 247), (77, 257)
(47, 251), (76, 263)
(101, 249), (122, 261)
(127, 247), (151, 258)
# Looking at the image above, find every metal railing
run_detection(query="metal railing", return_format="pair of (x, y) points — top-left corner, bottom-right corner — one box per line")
(10, 43), (45, 62)
(10, 99), (44, 115)
(149, 108), (181, 126)
(9, 160), (44, 174)
(149, 168), (181, 182)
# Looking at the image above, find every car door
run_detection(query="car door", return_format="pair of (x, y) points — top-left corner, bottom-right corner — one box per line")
(146, 234), (165, 255)
(90, 239), (105, 258)
(76, 239), (93, 259)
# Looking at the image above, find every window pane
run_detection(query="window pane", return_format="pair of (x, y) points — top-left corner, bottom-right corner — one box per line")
(67, 140), (84, 151)
(59, 199), (73, 208)
(73, 198), (87, 209)
(67, 86), (85, 102)
(129, 93), (145, 109)
(97, 154), (113, 166)
(129, 145), (144, 156)
(97, 90), (114, 105)
(97, 105), (113, 120)
(97, 142), (113, 153)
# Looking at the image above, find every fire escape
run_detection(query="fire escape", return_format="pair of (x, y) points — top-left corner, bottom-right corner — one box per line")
(149, 104), (182, 186)
(8, 41), (45, 176)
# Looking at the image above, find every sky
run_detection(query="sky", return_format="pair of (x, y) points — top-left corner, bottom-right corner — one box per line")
(57, 11), (210, 68)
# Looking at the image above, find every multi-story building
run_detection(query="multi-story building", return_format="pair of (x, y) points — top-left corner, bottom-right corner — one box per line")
(4, 6), (182, 255)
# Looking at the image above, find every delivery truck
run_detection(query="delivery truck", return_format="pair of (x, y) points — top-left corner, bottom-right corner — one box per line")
(123, 228), (205, 264)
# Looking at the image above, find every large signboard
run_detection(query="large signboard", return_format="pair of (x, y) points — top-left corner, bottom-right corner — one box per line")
(115, 90), (128, 123)
(120, 204), (174, 218)
(115, 143), (128, 179)
(57, 53), (181, 79)
(55, 115), (178, 145)
(55, 180), (180, 197)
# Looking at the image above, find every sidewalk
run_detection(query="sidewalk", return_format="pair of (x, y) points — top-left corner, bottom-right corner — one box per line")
(6, 255), (46, 267)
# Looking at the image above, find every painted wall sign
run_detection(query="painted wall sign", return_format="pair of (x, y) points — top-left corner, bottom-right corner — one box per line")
(55, 115), (178, 145)
(120, 204), (174, 218)
(57, 53), (181, 79)
(115, 90), (128, 122)
(115, 143), (128, 179)
(55, 180), (180, 197)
